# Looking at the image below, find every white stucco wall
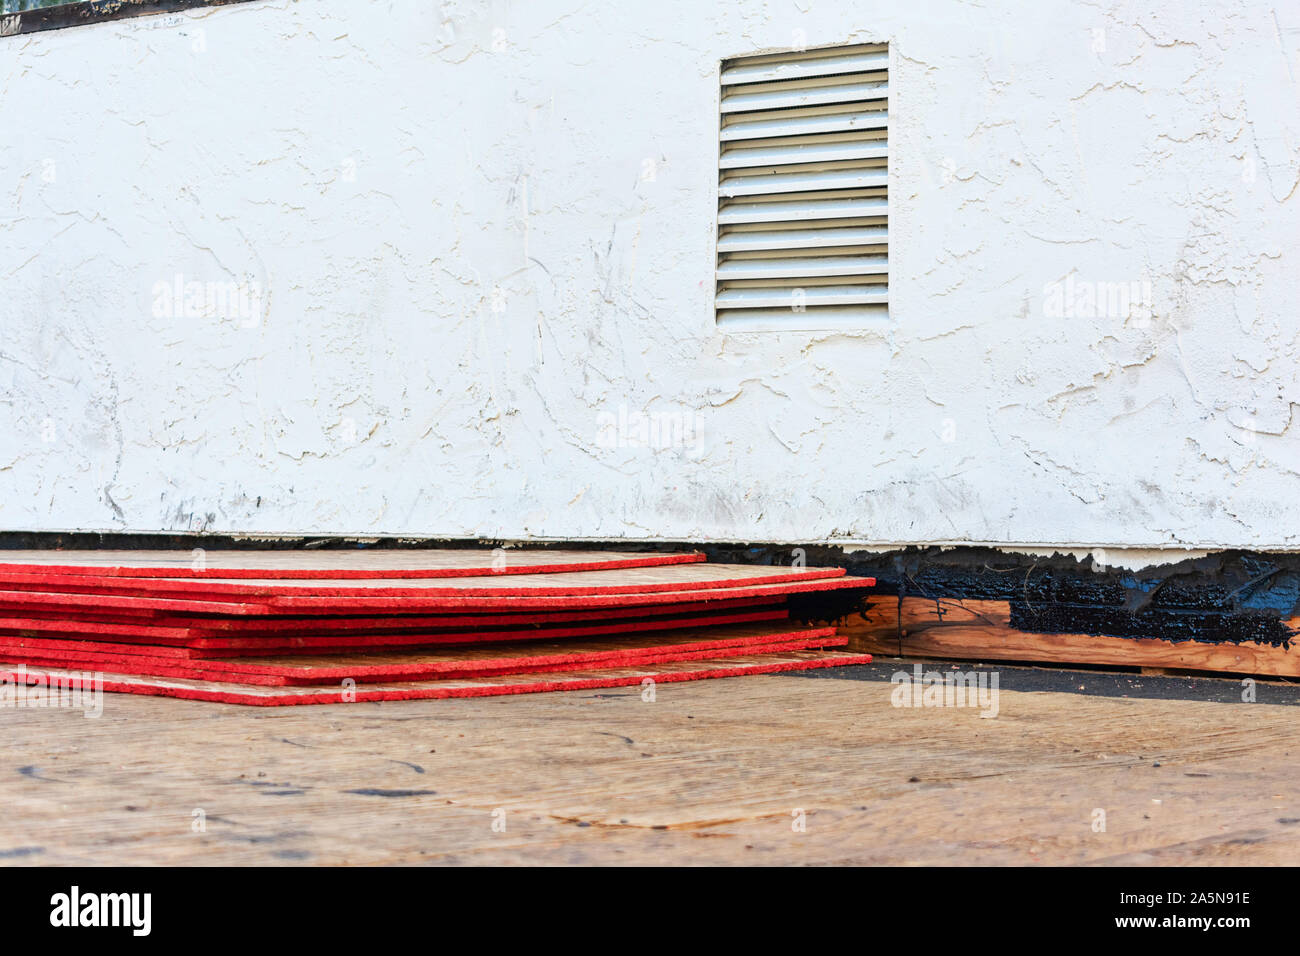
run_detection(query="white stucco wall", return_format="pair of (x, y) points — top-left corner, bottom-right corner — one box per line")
(1, 0), (1298, 551)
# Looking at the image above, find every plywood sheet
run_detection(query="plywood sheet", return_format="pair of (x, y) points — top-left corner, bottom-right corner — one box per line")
(0, 575), (872, 616)
(0, 648), (873, 706)
(0, 624), (846, 686)
(0, 549), (705, 579)
(0, 607), (791, 656)
(0, 562), (848, 599)
(0, 593), (786, 633)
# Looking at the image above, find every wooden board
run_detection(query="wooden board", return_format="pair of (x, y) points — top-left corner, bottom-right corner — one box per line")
(0, 562), (850, 600)
(842, 596), (1300, 678)
(7, 658), (1300, 865)
(0, 593), (787, 633)
(257, 575), (873, 614)
(0, 649), (872, 706)
(0, 575), (871, 617)
(0, 548), (706, 579)
(0, 607), (792, 657)
(0, 626), (846, 686)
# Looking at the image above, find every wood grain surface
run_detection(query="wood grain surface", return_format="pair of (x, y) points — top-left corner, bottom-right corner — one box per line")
(843, 596), (1300, 678)
(1, 663), (1296, 864)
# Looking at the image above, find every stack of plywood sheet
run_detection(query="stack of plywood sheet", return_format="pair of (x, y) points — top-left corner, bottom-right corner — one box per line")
(0, 550), (873, 706)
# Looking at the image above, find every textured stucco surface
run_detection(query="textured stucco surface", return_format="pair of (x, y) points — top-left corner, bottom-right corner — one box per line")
(1, 0), (1298, 552)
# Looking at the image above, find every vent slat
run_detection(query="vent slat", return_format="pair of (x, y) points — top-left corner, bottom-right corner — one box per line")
(720, 139), (889, 169)
(724, 215), (886, 233)
(716, 286), (890, 308)
(721, 108), (888, 142)
(718, 195), (887, 225)
(721, 81), (889, 114)
(717, 225), (888, 252)
(716, 255), (888, 280)
(721, 50), (888, 85)
(717, 44), (889, 327)
(719, 167), (888, 197)
(719, 272), (888, 287)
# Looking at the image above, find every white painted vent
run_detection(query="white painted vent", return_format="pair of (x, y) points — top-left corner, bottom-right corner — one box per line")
(716, 43), (888, 331)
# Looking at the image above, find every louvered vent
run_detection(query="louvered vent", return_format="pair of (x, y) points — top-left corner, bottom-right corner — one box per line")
(716, 43), (888, 330)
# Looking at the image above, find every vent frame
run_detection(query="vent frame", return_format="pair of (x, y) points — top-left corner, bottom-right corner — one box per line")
(714, 40), (891, 332)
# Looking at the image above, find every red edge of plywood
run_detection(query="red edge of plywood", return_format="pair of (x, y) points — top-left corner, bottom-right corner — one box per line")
(0, 607), (793, 656)
(0, 623), (829, 672)
(0, 652), (873, 706)
(0, 566), (848, 599)
(0, 593), (788, 633)
(0, 632), (848, 686)
(0, 575), (874, 616)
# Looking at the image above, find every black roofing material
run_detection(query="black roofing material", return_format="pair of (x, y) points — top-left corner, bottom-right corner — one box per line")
(825, 547), (1300, 647)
